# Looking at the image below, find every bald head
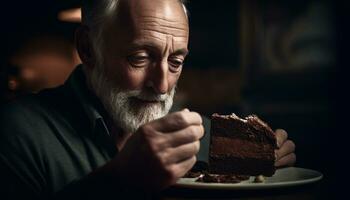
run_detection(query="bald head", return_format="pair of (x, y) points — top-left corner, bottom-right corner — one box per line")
(118, 0), (188, 23)
(81, 0), (188, 31)
(112, 0), (189, 45)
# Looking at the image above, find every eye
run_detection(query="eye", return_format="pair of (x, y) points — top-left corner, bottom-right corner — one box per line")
(127, 52), (151, 68)
(168, 57), (184, 72)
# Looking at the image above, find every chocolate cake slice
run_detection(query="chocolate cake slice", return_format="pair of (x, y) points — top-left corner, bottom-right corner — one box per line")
(209, 113), (278, 177)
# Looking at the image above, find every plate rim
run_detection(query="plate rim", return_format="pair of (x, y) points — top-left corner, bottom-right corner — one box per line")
(174, 167), (323, 190)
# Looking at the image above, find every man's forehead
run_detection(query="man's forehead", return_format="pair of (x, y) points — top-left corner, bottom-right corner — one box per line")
(118, 0), (188, 27)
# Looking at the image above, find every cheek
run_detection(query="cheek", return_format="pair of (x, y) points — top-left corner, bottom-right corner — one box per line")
(168, 69), (182, 89)
(122, 68), (147, 90)
(104, 60), (147, 90)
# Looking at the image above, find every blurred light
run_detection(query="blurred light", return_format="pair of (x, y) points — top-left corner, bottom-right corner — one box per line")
(58, 8), (81, 23)
(8, 77), (19, 91)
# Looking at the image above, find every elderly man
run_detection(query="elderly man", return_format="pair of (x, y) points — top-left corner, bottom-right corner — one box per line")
(0, 0), (295, 199)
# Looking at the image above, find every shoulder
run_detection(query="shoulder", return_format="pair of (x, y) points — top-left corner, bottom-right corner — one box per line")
(0, 95), (48, 143)
(0, 85), (76, 142)
(0, 85), (64, 120)
(0, 94), (44, 126)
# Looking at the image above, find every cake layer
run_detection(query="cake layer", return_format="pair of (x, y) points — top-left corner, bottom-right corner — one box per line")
(209, 113), (277, 178)
(209, 155), (276, 176)
(211, 113), (277, 147)
(210, 136), (275, 160)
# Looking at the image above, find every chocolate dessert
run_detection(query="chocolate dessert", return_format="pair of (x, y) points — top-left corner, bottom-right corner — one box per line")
(209, 113), (278, 177)
(196, 173), (250, 183)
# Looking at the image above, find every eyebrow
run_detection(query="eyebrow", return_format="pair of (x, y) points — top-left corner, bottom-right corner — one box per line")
(129, 40), (189, 56)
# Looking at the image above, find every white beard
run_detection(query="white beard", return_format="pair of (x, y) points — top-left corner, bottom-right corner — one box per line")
(87, 64), (175, 133)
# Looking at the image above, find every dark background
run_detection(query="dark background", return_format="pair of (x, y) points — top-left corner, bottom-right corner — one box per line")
(0, 0), (348, 199)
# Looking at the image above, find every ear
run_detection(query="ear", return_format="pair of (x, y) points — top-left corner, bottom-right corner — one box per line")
(75, 25), (95, 69)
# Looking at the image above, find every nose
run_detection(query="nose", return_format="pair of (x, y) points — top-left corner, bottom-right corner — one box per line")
(147, 60), (169, 94)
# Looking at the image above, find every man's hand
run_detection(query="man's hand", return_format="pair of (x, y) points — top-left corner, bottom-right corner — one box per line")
(109, 109), (204, 191)
(274, 129), (296, 168)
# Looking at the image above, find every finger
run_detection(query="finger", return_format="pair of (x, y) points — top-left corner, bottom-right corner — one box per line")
(275, 129), (288, 148)
(275, 153), (296, 167)
(150, 110), (203, 132)
(163, 141), (200, 164)
(168, 156), (197, 183)
(165, 125), (204, 147)
(275, 140), (295, 160)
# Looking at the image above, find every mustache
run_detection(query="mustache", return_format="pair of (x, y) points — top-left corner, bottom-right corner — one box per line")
(121, 87), (175, 102)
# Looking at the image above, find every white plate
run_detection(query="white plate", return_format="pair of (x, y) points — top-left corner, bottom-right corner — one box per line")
(175, 167), (323, 190)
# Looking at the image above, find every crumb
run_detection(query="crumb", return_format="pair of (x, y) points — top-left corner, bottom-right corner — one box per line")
(254, 175), (265, 183)
(196, 173), (249, 183)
